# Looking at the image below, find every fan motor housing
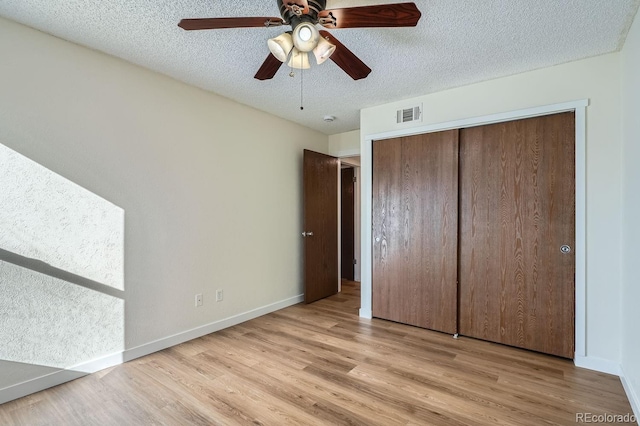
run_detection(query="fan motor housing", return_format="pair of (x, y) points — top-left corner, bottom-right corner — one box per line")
(278, 0), (326, 25)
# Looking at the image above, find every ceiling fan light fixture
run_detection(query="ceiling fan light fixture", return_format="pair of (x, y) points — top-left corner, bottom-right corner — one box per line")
(299, 26), (312, 41)
(287, 48), (311, 69)
(292, 22), (319, 52)
(267, 32), (294, 62)
(179, 2), (422, 81)
(313, 37), (336, 64)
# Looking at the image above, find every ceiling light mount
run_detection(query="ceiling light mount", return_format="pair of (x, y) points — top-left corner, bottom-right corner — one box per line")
(279, 0), (326, 24)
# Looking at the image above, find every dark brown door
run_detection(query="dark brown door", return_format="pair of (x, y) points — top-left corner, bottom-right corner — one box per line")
(341, 167), (355, 280)
(458, 113), (575, 358)
(303, 150), (339, 303)
(372, 130), (459, 333)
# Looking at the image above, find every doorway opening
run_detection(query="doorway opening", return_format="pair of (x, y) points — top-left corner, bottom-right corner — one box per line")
(301, 150), (360, 305)
(340, 156), (361, 299)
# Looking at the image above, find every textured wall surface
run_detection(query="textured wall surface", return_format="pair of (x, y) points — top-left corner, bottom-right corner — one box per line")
(0, 261), (123, 368)
(0, 143), (124, 290)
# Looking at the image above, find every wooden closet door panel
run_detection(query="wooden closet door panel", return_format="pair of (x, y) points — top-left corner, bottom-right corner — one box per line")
(373, 130), (459, 334)
(372, 137), (402, 323)
(458, 112), (575, 358)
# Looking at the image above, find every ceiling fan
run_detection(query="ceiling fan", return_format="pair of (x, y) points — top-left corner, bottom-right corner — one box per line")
(178, 1), (421, 81)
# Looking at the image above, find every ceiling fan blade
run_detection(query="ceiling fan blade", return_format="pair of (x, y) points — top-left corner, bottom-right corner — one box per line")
(319, 31), (371, 80)
(318, 3), (421, 29)
(178, 17), (284, 31)
(255, 53), (284, 80)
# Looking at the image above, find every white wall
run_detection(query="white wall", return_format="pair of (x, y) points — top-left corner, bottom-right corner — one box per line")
(361, 53), (623, 366)
(329, 130), (360, 156)
(0, 15), (327, 388)
(621, 9), (640, 417)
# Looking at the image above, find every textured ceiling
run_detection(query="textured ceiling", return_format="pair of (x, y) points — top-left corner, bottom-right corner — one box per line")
(1, 1), (638, 135)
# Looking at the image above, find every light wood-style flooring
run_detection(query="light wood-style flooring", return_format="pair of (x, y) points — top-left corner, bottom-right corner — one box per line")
(0, 280), (635, 425)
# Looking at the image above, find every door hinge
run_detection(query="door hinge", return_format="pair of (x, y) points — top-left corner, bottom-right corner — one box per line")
(353, 259), (357, 265)
(353, 176), (357, 183)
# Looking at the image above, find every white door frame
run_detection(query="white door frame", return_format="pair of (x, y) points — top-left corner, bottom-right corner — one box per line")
(360, 99), (588, 360)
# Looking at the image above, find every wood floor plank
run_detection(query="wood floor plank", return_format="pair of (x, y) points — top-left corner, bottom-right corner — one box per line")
(252, 356), (414, 425)
(0, 280), (634, 425)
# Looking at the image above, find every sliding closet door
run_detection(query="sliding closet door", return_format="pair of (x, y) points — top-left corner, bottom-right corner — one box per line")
(372, 130), (459, 333)
(458, 112), (575, 358)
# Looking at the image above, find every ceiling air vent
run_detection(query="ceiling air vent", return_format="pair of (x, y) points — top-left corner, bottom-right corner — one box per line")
(396, 104), (422, 124)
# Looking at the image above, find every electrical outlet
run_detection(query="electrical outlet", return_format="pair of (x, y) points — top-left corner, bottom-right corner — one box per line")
(216, 289), (223, 302)
(195, 293), (203, 307)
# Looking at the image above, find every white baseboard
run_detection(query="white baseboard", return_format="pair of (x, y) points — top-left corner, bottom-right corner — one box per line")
(574, 355), (621, 375)
(575, 358), (639, 419)
(359, 308), (372, 319)
(0, 352), (123, 405)
(124, 293), (304, 362)
(620, 366), (640, 420)
(0, 294), (303, 405)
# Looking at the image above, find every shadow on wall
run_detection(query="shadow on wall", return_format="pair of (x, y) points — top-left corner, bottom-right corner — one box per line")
(0, 142), (124, 390)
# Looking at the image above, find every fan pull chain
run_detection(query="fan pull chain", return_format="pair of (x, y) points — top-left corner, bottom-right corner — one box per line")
(287, 59), (304, 111)
(300, 66), (304, 110)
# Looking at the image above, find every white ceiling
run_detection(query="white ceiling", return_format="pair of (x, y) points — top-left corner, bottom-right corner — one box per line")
(1, 1), (638, 135)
